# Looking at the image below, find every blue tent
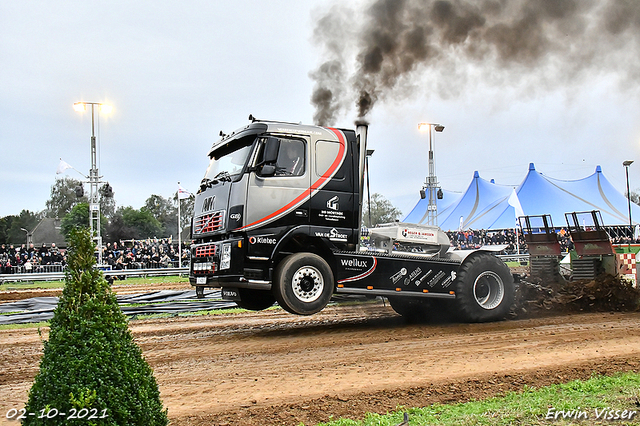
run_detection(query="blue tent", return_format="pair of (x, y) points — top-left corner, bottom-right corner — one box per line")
(403, 188), (461, 226)
(404, 164), (640, 231)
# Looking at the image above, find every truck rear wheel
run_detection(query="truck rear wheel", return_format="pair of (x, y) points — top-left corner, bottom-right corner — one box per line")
(454, 252), (514, 322)
(273, 252), (334, 315)
(235, 288), (276, 311)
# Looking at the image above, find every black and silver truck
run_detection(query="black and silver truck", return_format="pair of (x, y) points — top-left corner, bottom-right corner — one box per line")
(189, 116), (514, 322)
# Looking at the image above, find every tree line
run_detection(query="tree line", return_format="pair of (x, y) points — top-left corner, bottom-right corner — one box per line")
(1, 176), (410, 246)
(0, 178), (194, 245)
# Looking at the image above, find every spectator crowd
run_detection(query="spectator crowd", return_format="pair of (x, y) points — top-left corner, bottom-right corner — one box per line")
(1, 243), (64, 274)
(103, 238), (190, 270)
(1, 238), (191, 274)
(447, 228), (576, 254)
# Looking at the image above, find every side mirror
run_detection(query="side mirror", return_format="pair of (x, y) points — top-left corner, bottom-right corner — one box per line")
(260, 164), (276, 177)
(263, 137), (280, 164)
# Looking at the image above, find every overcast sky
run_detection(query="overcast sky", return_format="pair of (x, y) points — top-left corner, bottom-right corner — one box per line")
(2, 0), (640, 220)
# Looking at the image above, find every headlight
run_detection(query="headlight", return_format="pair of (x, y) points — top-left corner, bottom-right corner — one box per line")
(194, 262), (213, 271)
(220, 243), (231, 270)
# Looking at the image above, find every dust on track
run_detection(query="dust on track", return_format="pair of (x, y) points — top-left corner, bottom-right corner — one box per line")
(0, 299), (639, 426)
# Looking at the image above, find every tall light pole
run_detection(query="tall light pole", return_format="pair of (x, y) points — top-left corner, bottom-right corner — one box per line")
(623, 160), (634, 241)
(74, 101), (112, 265)
(20, 228), (32, 246)
(418, 122), (445, 226)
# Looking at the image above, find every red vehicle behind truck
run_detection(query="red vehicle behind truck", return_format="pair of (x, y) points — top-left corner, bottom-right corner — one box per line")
(189, 116), (514, 322)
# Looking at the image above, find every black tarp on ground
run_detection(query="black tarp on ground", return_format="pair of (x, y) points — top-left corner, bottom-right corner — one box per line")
(0, 290), (236, 325)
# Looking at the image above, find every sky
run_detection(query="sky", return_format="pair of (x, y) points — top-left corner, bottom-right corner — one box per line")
(2, 0), (640, 221)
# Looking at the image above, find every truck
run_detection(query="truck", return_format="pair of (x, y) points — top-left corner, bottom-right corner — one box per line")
(189, 116), (515, 322)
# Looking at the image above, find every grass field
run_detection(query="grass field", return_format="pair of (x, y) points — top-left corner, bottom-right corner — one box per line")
(314, 372), (640, 425)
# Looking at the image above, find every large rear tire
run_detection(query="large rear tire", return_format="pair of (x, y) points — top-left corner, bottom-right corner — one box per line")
(235, 288), (276, 311)
(273, 252), (334, 315)
(454, 252), (514, 322)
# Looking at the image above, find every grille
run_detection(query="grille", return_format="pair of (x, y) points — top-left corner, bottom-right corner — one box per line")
(194, 210), (224, 234)
(195, 243), (217, 258)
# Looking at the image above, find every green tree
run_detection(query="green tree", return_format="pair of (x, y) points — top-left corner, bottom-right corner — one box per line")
(104, 209), (131, 242)
(106, 206), (163, 240)
(0, 215), (15, 244)
(362, 193), (402, 227)
(24, 228), (168, 425)
(143, 195), (175, 237)
(45, 177), (88, 219)
(123, 207), (163, 239)
(7, 209), (43, 244)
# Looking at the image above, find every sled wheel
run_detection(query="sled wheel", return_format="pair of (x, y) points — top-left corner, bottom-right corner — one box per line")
(454, 252), (514, 322)
(388, 297), (454, 323)
(387, 297), (429, 322)
(196, 286), (205, 299)
(235, 288), (276, 311)
(273, 252), (334, 315)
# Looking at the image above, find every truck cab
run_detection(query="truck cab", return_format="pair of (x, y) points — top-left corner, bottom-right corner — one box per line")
(190, 118), (361, 311)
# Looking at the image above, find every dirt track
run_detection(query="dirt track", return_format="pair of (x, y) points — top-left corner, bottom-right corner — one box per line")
(1, 298), (639, 426)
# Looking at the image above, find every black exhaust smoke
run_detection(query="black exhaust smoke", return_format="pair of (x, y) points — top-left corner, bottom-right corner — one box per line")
(310, 0), (640, 126)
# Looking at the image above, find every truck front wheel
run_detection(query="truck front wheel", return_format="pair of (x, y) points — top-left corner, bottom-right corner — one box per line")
(273, 253), (334, 315)
(454, 252), (514, 322)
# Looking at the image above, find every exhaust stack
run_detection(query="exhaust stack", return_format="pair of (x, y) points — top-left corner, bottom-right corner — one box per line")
(355, 121), (369, 251)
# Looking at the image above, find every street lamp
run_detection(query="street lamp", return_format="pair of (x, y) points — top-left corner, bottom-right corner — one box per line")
(623, 160), (634, 241)
(20, 228), (32, 246)
(418, 122), (445, 226)
(74, 101), (112, 265)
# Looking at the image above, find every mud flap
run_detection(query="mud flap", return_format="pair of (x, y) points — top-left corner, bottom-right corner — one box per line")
(222, 287), (241, 301)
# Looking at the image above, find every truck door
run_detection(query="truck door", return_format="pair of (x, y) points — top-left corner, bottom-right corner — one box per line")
(243, 136), (311, 234)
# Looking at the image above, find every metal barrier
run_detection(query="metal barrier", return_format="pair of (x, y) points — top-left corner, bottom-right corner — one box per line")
(3, 264), (65, 275)
(0, 267), (189, 284)
(496, 253), (530, 264)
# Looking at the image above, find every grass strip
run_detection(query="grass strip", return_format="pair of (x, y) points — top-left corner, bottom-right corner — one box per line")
(315, 372), (640, 425)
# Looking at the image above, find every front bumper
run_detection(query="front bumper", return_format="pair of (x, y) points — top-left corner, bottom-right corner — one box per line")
(189, 238), (244, 286)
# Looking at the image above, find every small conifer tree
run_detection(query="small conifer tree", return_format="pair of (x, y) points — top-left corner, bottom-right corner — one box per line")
(24, 228), (168, 425)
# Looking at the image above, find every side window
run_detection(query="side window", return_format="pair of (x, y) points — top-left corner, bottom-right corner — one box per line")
(315, 140), (344, 180)
(275, 139), (305, 176)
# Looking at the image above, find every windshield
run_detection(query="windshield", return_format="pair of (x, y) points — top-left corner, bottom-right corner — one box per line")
(204, 138), (254, 180)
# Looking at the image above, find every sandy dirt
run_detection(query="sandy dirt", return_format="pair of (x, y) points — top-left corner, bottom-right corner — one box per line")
(1, 298), (639, 426)
(0, 280), (192, 302)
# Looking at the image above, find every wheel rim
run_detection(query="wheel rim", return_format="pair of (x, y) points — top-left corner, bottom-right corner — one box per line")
(473, 271), (504, 310)
(292, 265), (324, 303)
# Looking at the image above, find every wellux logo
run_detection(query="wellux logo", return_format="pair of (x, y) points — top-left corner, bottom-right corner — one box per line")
(340, 258), (369, 269)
